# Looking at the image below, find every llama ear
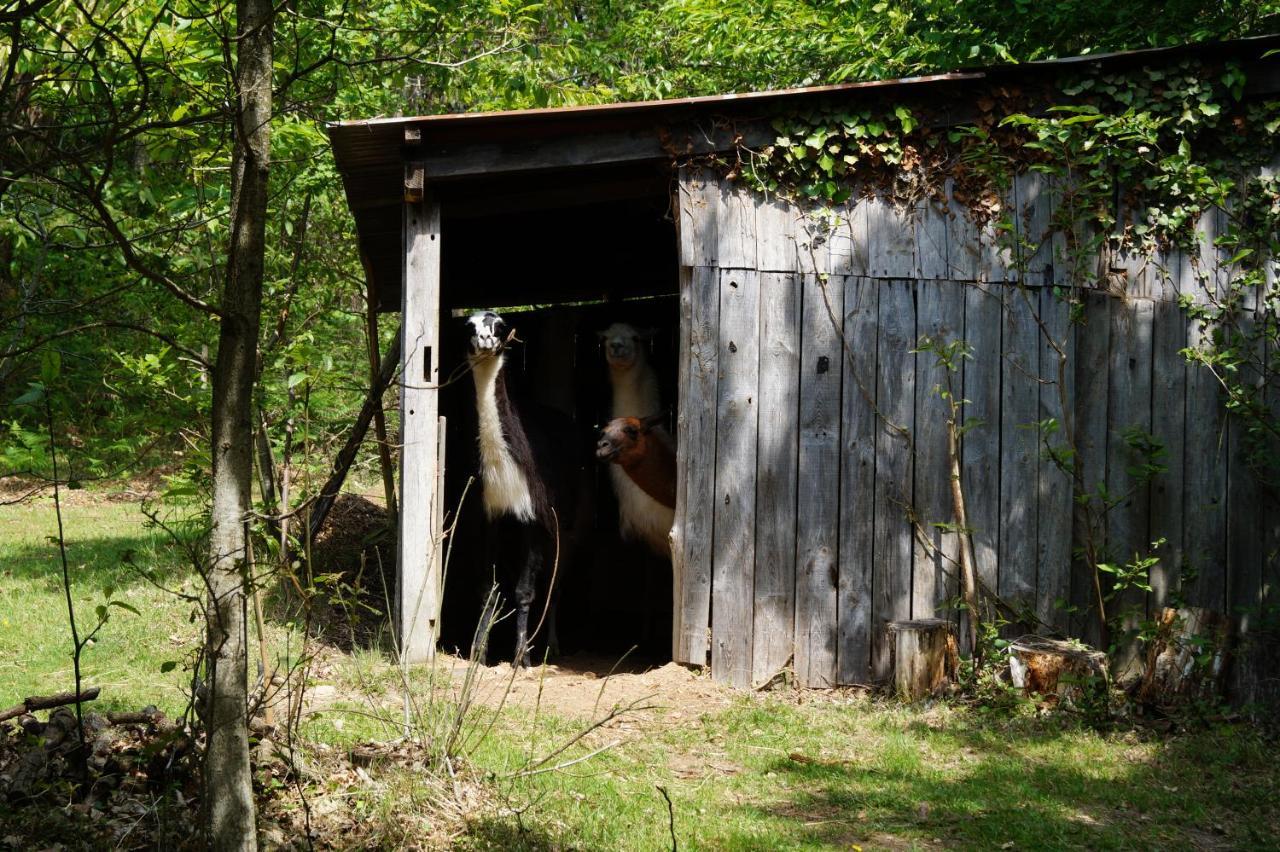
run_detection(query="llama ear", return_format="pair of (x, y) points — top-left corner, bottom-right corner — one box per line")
(595, 329), (609, 340)
(640, 413), (666, 431)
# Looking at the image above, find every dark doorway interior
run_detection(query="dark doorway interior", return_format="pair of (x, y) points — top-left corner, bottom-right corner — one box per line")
(433, 181), (680, 666)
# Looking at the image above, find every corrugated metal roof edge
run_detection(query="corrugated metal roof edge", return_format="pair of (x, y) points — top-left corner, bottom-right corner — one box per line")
(327, 32), (1280, 135)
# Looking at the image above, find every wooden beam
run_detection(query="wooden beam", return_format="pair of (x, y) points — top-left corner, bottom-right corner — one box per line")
(418, 122), (774, 182)
(398, 188), (443, 665)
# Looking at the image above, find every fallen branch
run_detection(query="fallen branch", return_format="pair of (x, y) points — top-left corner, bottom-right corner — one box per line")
(0, 687), (102, 723)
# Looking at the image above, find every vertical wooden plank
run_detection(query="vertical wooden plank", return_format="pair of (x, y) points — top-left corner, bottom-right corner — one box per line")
(433, 416), (446, 642)
(960, 282), (1001, 652)
(917, 194), (949, 280)
(712, 269), (760, 687)
(1256, 156), (1280, 710)
(1017, 171), (1060, 284)
(753, 271), (800, 685)
(830, 194), (870, 277)
(912, 280), (964, 619)
(1227, 310), (1264, 701)
(947, 179), (1015, 282)
(982, 184), (1017, 282)
(717, 180), (758, 270)
(872, 279), (916, 680)
(1106, 298), (1154, 670)
(795, 273), (844, 686)
(999, 286), (1040, 624)
(676, 266), (720, 664)
(677, 167), (718, 268)
(1037, 287), (1075, 631)
(795, 206), (833, 277)
(1071, 291), (1111, 646)
(1183, 213), (1228, 613)
(867, 195), (917, 279)
(944, 178), (980, 282)
(757, 196), (797, 273)
(1148, 272), (1187, 614)
(1261, 306), (1280, 710)
(399, 197), (442, 664)
(837, 276), (878, 683)
(671, 266), (692, 660)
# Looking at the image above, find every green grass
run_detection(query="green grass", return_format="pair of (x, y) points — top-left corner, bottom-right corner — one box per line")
(299, 662), (1278, 851)
(0, 490), (205, 715)
(3, 496), (1277, 850)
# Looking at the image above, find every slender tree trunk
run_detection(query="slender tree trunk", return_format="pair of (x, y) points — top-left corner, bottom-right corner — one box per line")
(204, 0), (273, 848)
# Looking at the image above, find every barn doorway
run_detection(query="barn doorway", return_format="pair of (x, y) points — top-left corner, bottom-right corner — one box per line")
(431, 173), (680, 666)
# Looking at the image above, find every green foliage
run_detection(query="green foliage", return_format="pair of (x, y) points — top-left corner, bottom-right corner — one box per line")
(3, 0), (1275, 500)
(743, 106), (923, 204)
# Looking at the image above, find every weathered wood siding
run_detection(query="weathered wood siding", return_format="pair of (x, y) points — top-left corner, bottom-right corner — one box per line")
(674, 167), (1276, 698)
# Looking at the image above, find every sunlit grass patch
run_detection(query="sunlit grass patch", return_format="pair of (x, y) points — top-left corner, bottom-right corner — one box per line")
(0, 494), (205, 714)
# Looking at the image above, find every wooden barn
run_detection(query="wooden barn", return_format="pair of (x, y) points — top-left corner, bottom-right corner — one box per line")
(327, 35), (1280, 700)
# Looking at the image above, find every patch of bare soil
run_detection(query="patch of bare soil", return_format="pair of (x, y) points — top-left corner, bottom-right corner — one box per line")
(293, 494), (396, 650)
(448, 652), (732, 721)
(0, 471), (171, 506)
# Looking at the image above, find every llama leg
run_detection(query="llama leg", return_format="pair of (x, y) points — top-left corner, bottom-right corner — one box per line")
(512, 538), (540, 668)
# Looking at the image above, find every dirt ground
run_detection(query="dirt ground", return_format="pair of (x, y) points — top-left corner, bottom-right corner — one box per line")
(0, 472), (169, 506)
(442, 652), (732, 721)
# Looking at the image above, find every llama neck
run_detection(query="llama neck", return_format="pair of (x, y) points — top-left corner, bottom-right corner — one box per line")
(609, 358), (660, 419)
(471, 354), (536, 522)
(618, 436), (677, 509)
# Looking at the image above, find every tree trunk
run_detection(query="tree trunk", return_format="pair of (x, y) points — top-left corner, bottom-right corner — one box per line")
(204, 0), (273, 848)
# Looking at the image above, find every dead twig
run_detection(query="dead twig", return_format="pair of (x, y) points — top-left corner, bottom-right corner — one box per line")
(657, 785), (677, 852)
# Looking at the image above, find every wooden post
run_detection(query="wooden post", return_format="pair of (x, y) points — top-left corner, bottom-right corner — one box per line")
(888, 619), (956, 701)
(398, 174), (442, 665)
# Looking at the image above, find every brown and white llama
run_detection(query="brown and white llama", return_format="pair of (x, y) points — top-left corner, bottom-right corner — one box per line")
(598, 322), (674, 555)
(466, 311), (585, 667)
(596, 415), (676, 511)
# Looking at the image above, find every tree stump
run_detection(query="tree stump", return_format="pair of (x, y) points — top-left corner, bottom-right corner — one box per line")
(1007, 636), (1107, 704)
(1136, 607), (1230, 705)
(888, 619), (957, 701)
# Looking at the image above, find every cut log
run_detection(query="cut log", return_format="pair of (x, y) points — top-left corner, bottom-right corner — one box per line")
(0, 687), (102, 723)
(1008, 636), (1107, 704)
(1137, 607), (1230, 705)
(888, 619), (958, 701)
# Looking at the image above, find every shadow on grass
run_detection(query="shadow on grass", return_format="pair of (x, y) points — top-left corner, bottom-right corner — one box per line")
(456, 815), (562, 851)
(731, 717), (1274, 850)
(0, 524), (199, 595)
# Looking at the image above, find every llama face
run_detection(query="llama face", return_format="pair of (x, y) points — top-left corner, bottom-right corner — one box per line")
(599, 322), (642, 369)
(596, 416), (648, 462)
(466, 311), (507, 359)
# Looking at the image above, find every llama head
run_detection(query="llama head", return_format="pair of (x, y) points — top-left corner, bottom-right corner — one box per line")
(595, 413), (665, 463)
(466, 310), (509, 361)
(597, 322), (649, 370)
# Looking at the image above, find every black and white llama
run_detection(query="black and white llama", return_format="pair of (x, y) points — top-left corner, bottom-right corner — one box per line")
(466, 311), (585, 666)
